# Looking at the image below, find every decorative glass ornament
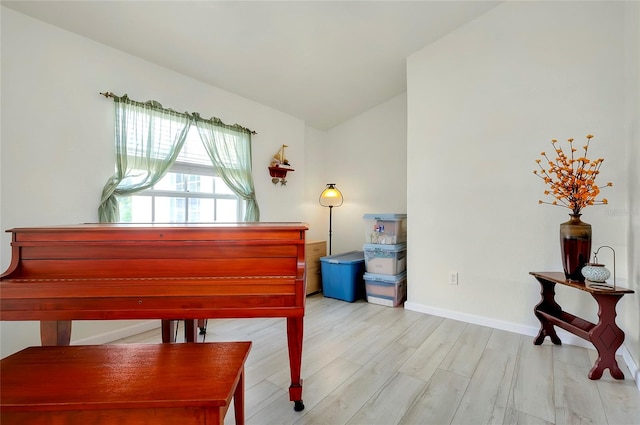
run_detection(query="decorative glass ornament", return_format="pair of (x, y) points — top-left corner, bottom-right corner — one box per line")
(581, 263), (611, 283)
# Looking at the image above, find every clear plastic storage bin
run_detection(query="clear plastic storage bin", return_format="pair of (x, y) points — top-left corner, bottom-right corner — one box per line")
(363, 243), (407, 275)
(364, 271), (407, 307)
(363, 214), (407, 245)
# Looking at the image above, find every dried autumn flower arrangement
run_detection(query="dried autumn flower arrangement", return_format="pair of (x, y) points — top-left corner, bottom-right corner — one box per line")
(533, 135), (612, 215)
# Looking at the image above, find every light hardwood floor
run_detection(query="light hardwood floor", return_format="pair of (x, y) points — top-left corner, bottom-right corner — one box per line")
(112, 294), (640, 425)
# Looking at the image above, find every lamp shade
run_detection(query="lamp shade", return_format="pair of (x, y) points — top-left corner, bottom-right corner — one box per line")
(319, 184), (343, 207)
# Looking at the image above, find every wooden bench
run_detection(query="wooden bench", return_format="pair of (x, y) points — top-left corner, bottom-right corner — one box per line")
(0, 342), (251, 425)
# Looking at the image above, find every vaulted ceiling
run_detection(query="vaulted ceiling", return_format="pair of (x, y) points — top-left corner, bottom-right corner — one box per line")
(2, 1), (500, 130)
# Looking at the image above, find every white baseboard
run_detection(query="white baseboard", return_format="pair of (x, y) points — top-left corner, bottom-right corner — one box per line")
(71, 320), (160, 346)
(404, 301), (640, 392)
(622, 344), (640, 392)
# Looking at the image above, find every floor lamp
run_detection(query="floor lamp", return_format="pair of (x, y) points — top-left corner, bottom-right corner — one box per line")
(319, 183), (343, 255)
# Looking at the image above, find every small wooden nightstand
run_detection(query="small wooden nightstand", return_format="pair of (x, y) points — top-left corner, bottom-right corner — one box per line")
(306, 241), (326, 295)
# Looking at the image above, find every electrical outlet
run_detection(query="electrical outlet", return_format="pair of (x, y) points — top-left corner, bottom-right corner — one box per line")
(449, 271), (458, 285)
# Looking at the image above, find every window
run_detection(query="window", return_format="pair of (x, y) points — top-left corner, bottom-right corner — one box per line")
(117, 126), (244, 223)
(99, 94), (258, 223)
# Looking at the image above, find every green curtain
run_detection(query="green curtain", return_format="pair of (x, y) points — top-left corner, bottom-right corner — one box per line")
(193, 114), (260, 221)
(98, 95), (191, 222)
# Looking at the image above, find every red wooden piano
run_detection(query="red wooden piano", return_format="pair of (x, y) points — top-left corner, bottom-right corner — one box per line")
(0, 222), (308, 411)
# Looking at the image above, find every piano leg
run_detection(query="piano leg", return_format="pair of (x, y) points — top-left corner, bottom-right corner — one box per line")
(161, 319), (198, 343)
(286, 316), (305, 411)
(40, 320), (72, 346)
(184, 319), (198, 343)
(161, 320), (175, 343)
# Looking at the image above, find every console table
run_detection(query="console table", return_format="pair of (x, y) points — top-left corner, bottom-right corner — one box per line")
(529, 271), (634, 380)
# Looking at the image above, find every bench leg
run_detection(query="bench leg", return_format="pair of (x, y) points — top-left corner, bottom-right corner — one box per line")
(233, 367), (245, 425)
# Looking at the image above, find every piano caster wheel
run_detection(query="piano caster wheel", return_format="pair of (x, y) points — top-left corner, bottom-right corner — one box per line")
(294, 400), (305, 411)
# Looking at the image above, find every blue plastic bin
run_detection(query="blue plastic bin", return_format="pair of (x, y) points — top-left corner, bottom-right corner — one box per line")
(320, 251), (365, 302)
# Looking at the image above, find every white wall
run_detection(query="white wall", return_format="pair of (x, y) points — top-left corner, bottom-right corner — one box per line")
(318, 93), (408, 255)
(303, 125), (331, 243)
(0, 8), (310, 357)
(407, 1), (639, 374)
(624, 0), (640, 372)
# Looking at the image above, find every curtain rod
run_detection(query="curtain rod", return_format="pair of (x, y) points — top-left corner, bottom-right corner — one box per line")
(99, 91), (257, 135)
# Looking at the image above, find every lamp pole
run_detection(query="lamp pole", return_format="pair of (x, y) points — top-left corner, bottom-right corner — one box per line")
(328, 205), (334, 255)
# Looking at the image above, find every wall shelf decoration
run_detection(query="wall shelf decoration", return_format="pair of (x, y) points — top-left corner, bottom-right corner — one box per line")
(269, 144), (294, 185)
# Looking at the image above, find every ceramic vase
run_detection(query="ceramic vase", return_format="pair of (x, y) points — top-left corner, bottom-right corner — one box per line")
(560, 214), (592, 281)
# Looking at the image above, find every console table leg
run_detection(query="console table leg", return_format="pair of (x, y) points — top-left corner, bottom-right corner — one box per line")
(534, 323), (562, 346)
(533, 279), (562, 345)
(588, 293), (625, 380)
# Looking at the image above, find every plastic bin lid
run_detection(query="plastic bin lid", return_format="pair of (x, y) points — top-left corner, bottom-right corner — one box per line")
(320, 250), (364, 264)
(363, 243), (407, 252)
(364, 271), (407, 283)
(362, 213), (407, 220)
